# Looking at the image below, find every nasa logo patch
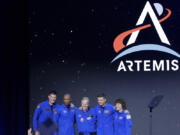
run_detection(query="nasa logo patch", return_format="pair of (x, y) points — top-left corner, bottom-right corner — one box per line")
(46, 108), (49, 112)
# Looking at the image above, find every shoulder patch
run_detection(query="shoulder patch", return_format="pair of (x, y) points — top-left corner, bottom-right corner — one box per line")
(37, 105), (40, 109)
(46, 108), (50, 112)
(126, 115), (131, 119)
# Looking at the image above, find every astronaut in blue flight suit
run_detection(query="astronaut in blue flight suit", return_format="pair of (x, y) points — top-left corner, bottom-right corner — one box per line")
(114, 99), (132, 135)
(33, 91), (59, 135)
(76, 97), (97, 135)
(95, 93), (115, 135)
(55, 93), (76, 135)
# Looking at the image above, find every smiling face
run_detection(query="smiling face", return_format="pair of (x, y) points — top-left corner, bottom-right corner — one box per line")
(115, 103), (123, 112)
(48, 94), (57, 105)
(97, 97), (106, 107)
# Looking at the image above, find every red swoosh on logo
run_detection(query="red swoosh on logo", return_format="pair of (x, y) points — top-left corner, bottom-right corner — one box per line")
(113, 8), (171, 53)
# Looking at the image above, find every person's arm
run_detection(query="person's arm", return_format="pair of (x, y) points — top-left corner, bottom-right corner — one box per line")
(112, 105), (116, 121)
(33, 104), (41, 132)
(74, 108), (77, 124)
(55, 107), (61, 126)
(53, 107), (61, 135)
(93, 108), (97, 127)
(125, 114), (132, 135)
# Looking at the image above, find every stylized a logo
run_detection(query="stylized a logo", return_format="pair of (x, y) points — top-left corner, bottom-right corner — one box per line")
(111, 1), (180, 63)
(127, 1), (170, 46)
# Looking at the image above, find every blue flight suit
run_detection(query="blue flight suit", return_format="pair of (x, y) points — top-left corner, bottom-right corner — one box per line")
(56, 104), (76, 135)
(33, 100), (59, 134)
(114, 110), (132, 135)
(95, 103), (115, 135)
(76, 108), (97, 135)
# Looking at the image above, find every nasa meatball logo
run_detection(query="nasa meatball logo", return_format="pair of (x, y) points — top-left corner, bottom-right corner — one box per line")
(111, 1), (180, 72)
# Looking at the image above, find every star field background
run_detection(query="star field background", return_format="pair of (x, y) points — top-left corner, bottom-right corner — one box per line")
(28, 0), (180, 135)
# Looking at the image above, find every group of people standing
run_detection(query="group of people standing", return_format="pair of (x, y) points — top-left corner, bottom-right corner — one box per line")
(32, 91), (132, 135)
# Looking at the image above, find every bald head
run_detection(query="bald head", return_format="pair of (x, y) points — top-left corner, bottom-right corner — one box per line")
(63, 93), (72, 106)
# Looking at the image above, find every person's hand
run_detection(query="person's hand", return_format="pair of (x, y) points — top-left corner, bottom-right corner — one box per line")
(27, 128), (32, 135)
(35, 131), (40, 135)
(79, 106), (82, 110)
(70, 103), (75, 107)
(125, 109), (130, 113)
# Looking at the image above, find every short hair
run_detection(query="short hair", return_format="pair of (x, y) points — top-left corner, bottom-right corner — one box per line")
(114, 98), (127, 110)
(48, 90), (57, 95)
(97, 93), (106, 99)
(81, 97), (90, 103)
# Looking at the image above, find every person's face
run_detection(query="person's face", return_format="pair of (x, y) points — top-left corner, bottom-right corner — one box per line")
(97, 97), (106, 106)
(48, 94), (56, 104)
(115, 103), (123, 111)
(81, 100), (89, 111)
(63, 94), (71, 106)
